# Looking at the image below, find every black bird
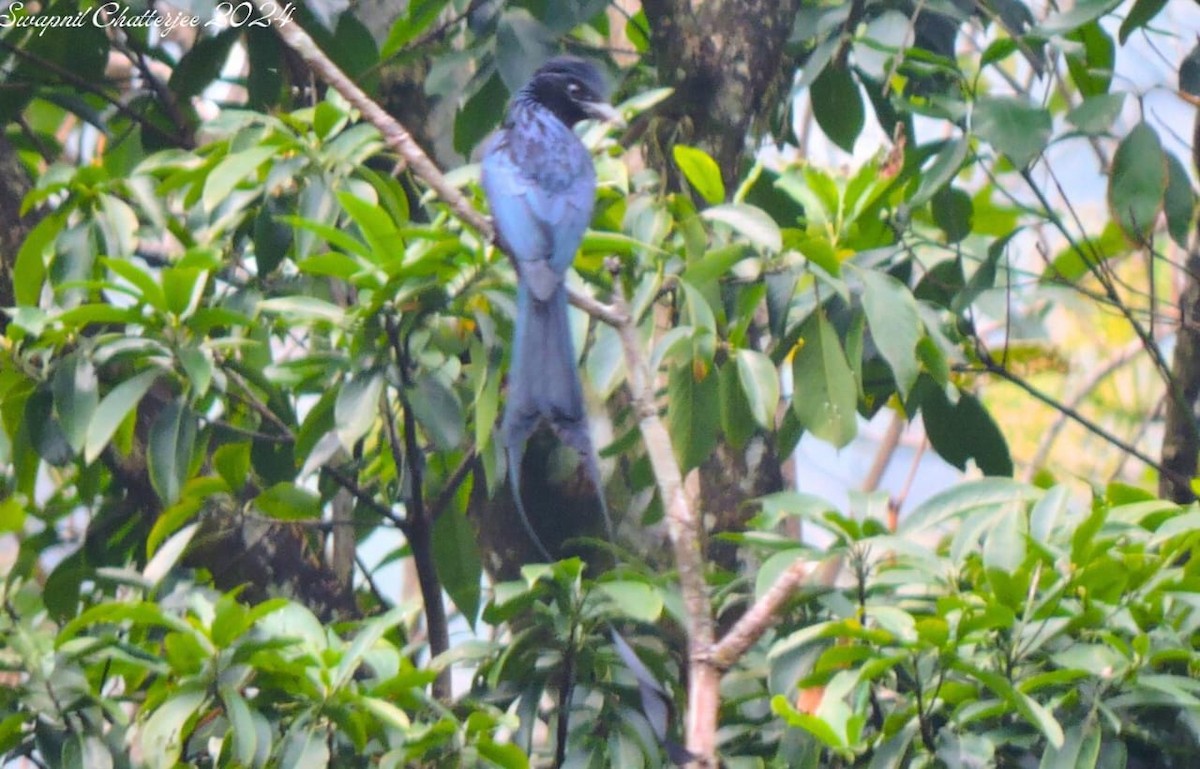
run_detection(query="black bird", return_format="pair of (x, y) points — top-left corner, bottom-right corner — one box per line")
(480, 57), (619, 558)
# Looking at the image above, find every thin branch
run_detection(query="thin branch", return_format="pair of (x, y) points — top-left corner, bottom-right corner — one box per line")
(711, 556), (842, 669)
(0, 38), (189, 149)
(325, 465), (409, 534)
(1026, 339), (1145, 477)
(974, 357), (1185, 486)
(428, 449), (477, 522)
(384, 311), (452, 701)
(861, 410), (904, 493)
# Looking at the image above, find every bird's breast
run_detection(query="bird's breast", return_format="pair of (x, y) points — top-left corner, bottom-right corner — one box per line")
(504, 113), (595, 195)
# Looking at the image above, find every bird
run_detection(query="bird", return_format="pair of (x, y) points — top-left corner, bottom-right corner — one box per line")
(480, 56), (619, 559)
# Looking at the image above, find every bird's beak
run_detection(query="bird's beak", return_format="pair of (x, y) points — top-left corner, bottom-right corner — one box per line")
(583, 100), (625, 128)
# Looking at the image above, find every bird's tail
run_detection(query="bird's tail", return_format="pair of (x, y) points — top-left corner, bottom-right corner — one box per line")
(503, 282), (610, 558)
(503, 282), (588, 454)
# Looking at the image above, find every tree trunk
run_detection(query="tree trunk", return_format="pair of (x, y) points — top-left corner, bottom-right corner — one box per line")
(1159, 112), (1200, 503)
(0, 136), (38, 336)
(641, 0), (801, 190)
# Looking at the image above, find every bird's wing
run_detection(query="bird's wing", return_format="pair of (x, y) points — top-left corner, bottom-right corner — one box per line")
(481, 123), (596, 301)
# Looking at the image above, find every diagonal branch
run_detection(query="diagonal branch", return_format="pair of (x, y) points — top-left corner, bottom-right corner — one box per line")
(711, 556), (842, 669)
(263, 8), (625, 327)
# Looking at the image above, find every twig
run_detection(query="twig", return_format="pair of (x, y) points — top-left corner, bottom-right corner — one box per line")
(384, 312), (451, 701)
(975, 357), (1185, 485)
(860, 410), (904, 493)
(1026, 339), (1144, 477)
(325, 465), (409, 533)
(711, 556), (842, 669)
(428, 450), (477, 522)
(0, 38), (188, 149)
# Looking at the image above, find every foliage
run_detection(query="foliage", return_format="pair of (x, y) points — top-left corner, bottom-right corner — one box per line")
(751, 481), (1200, 768)
(1, 0), (1198, 766)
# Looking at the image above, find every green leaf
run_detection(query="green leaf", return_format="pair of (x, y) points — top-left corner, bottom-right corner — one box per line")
(719, 357), (757, 450)
(736, 349), (780, 429)
(407, 376), (465, 451)
(381, 0), (452, 57)
(360, 697), (413, 731)
(0, 496), (26, 534)
(901, 478), (1039, 535)
(144, 522), (199, 585)
(169, 26), (239, 100)
(52, 354), (98, 455)
(255, 483), (322, 520)
(85, 370), (159, 464)
(213, 442), (251, 492)
(1164, 152), (1196, 249)
(162, 267), (208, 319)
(911, 138), (968, 207)
(335, 370), (383, 450)
(13, 213), (62, 306)
(495, 9), (555, 93)
(140, 688), (207, 769)
(1119, 0), (1167, 43)
(104, 257), (168, 312)
(597, 581), (664, 623)
(1182, 43), (1200, 100)
(1066, 93), (1125, 135)
(966, 665), (1065, 748)
(856, 269), (921, 399)
(1029, 484), (1070, 544)
(1108, 122), (1166, 242)
(919, 384), (1012, 476)
(982, 501), (1027, 573)
(454, 71), (508, 158)
(332, 605), (410, 689)
(336, 190), (403, 262)
(433, 507), (482, 628)
(1037, 0), (1121, 35)
(178, 345), (213, 398)
(1065, 22), (1114, 97)
(973, 96), (1052, 169)
(477, 738), (530, 769)
(279, 722), (330, 769)
(701, 204), (783, 252)
(258, 296), (346, 325)
(203, 145), (277, 212)
(667, 359), (720, 473)
(673, 145), (726, 204)
(932, 187), (973, 243)
(791, 312), (858, 448)
(148, 400), (195, 506)
(220, 685), (258, 767)
(810, 64), (864, 154)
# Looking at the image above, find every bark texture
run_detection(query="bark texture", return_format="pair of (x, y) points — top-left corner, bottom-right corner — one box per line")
(1158, 112), (1200, 503)
(0, 136), (37, 335)
(641, 0), (801, 190)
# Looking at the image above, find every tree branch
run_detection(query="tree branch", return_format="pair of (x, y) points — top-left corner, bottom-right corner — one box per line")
(384, 312), (451, 701)
(974, 356), (1186, 486)
(711, 556), (842, 669)
(608, 267), (716, 767)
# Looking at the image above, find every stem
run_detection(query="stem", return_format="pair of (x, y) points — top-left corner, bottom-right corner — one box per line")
(384, 312), (451, 701)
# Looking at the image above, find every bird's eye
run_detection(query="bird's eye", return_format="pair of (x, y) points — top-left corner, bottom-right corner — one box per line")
(566, 80), (582, 97)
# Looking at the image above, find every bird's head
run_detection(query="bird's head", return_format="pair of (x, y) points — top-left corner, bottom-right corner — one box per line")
(521, 56), (622, 128)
